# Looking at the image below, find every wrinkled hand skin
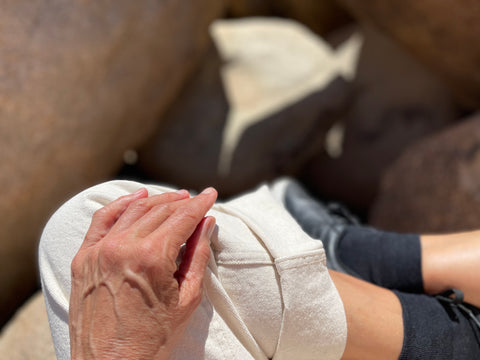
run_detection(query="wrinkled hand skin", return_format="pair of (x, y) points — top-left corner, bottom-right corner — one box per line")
(69, 187), (217, 360)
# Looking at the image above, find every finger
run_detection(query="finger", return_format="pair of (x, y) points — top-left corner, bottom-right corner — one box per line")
(129, 198), (192, 237)
(82, 188), (148, 248)
(176, 216), (215, 308)
(149, 187), (217, 260)
(109, 190), (190, 235)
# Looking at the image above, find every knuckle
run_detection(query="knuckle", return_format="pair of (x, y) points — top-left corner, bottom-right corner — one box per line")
(70, 255), (82, 277)
(128, 198), (150, 213)
(176, 207), (199, 224)
(137, 241), (157, 263)
(145, 193), (179, 209)
(137, 241), (175, 271)
(152, 202), (174, 215)
(183, 288), (203, 310)
(71, 252), (89, 279)
(154, 192), (176, 202)
(92, 207), (109, 221)
(97, 238), (162, 271)
(123, 246), (168, 276)
(98, 238), (124, 264)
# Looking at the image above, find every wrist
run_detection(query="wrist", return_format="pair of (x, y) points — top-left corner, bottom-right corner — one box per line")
(71, 339), (173, 360)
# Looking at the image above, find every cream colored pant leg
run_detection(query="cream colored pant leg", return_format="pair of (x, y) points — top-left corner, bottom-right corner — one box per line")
(39, 180), (176, 360)
(39, 180), (347, 360)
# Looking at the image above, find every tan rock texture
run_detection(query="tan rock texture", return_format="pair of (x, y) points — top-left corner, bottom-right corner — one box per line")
(228, 0), (351, 35)
(338, 0), (480, 107)
(371, 113), (480, 233)
(0, 292), (55, 360)
(228, 0), (271, 17)
(0, 0), (223, 325)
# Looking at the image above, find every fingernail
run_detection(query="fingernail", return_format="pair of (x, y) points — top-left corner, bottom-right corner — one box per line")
(133, 188), (145, 197)
(205, 217), (216, 240)
(175, 189), (190, 197)
(201, 187), (215, 195)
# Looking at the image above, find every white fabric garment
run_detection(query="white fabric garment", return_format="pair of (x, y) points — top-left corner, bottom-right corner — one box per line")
(39, 180), (347, 360)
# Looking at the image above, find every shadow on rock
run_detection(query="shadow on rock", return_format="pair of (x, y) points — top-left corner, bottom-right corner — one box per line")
(371, 113), (480, 233)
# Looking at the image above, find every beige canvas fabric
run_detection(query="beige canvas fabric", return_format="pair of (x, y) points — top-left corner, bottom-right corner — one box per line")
(39, 180), (347, 360)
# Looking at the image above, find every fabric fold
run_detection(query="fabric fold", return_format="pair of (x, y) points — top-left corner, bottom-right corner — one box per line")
(40, 180), (347, 360)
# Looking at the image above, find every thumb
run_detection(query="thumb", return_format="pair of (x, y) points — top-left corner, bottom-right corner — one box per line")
(176, 216), (215, 309)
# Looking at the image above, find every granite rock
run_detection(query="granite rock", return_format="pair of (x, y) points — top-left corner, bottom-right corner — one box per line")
(371, 113), (480, 233)
(0, 0), (223, 325)
(338, 0), (480, 107)
(227, 0), (351, 35)
(0, 292), (55, 360)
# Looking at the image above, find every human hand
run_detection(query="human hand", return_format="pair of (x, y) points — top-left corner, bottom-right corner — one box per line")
(69, 187), (217, 360)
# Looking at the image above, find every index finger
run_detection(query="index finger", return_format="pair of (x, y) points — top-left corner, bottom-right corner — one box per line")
(82, 188), (148, 248)
(149, 187), (217, 259)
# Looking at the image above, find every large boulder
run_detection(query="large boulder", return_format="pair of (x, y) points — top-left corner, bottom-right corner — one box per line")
(227, 0), (351, 35)
(371, 113), (480, 233)
(300, 25), (456, 214)
(227, 0), (271, 17)
(139, 18), (362, 196)
(0, 292), (55, 360)
(0, 0), (224, 326)
(337, 0), (480, 108)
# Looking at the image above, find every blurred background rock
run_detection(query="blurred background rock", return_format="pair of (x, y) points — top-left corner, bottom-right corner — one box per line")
(1, 1), (479, 358)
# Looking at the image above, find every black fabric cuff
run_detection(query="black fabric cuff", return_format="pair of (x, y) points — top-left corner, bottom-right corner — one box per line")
(394, 291), (480, 360)
(340, 226), (423, 292)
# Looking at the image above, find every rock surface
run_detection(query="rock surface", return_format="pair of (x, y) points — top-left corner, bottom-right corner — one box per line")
(0, 0), (223, 326)
(139, 18), (362, 196)
(227, 0), (351, 35)
(301, 25), (456, 214)
(0, 292), (55, 360)
(138, 44), (229, 193)
(371, 113), (480, 233)
(227, 0), (271, 17)
(338, 0), (480, 108)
